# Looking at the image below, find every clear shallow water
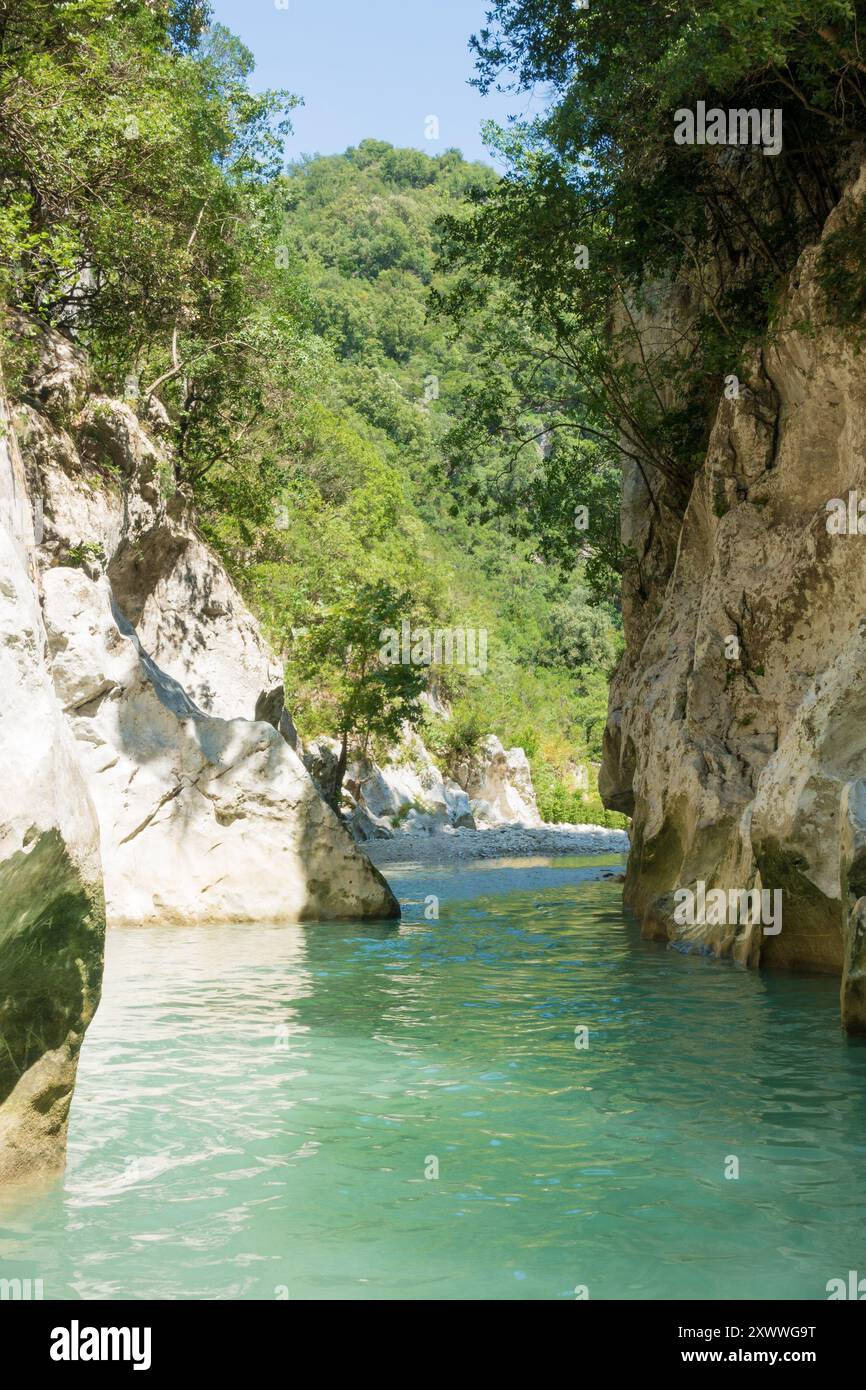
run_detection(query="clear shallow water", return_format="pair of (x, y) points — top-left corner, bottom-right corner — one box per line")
(3, 853), (866, 1301)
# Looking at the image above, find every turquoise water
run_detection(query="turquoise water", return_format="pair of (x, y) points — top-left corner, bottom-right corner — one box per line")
(3, 853), (866, 1301)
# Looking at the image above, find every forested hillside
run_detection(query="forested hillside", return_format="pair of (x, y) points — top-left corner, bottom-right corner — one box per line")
(253, 141), (623, 822)
(0, 0), (624, 825)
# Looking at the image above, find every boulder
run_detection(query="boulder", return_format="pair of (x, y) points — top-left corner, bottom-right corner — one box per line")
(303, 735), (343, 811)
(41, 570), (398, 926)
(456, 735), (542, 827)
(255, 684), (300, 751)
(347, 802), (396, 843)
(350, 730), (476, 834)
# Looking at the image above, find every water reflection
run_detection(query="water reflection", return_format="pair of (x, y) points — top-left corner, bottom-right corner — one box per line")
(1, 856), (864, 1301)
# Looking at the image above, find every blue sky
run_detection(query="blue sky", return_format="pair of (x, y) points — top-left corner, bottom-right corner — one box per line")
(209, 0), (549, 169)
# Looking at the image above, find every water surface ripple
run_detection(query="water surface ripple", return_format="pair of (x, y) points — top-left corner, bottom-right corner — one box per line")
(2, 855), (865, 1301)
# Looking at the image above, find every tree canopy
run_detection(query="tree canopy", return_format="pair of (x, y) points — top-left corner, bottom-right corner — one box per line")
(436, 0), (864, 528)
(0, 2), (628, 826)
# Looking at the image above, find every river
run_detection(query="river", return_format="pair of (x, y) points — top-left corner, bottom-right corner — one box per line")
(2, 852), (865, 1301)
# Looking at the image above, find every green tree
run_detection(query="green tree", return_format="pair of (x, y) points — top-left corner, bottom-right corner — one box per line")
(437, 1), (866, 537)
(288, 581), (428, 808)
(0, 0), (305, 534)
(269, 140), (628, 822)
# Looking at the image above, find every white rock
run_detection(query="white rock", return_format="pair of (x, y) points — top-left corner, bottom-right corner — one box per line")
(457, 734), (543, 827)
(351, 729), (476, 833)
(27, 394), (282, 720)
(0, 315), (404, 1184)
(41, 569), (398, 927)
(0, 390), (104, 1183)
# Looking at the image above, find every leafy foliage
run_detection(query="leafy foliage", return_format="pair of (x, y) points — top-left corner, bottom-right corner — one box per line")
(288, 578), (429, 805)
(437, 0), (865, 533)
(260, 140), (622, 818)
(0, 7), (622, 826)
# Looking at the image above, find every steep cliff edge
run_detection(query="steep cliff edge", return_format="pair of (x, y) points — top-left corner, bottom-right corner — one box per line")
(600, 161), (866, 1032)
(16, 319), (398, 926)
(0, 320), (398, 1177)
(0, 375), (104, 1183)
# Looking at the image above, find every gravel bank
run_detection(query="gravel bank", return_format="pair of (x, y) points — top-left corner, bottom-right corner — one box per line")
(364, 822), (630, 866)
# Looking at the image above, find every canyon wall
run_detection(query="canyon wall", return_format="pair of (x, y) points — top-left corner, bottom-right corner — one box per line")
(0, 321), (398, 1179)
(600, 161), (866, 1032)
(0, 372), (104, 1183)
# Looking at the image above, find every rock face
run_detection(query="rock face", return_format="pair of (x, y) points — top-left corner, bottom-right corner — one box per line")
(255, 684), (300, 751)
(328, 729), (542, 842)
(41, 570), (396, 925)
(600, 160), (866, 1031)
(0, 318), (401, 1179)
(455, 735), (542, 828)
(21, 374), (281, 721)
(303, 735), (343, 814)
(347, 731), (476, 839)
(303, 729), (476, 842)
(0, 383), (104, 1183)
(16, 325), (397, 926)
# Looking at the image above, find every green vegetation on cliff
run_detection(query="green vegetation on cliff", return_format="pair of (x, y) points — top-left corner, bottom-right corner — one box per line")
(0, 0), (626, 825)
(261, 140), (623, 821)
(437, 0), (866, 525)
